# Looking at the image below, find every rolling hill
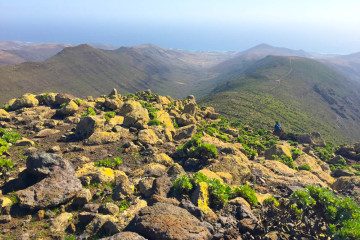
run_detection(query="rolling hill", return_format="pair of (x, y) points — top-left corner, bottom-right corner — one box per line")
(0, 44), (236, 103)
(200, 55), (360, 143)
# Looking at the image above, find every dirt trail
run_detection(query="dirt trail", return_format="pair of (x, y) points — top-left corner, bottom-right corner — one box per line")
(270, 57), (293, 90)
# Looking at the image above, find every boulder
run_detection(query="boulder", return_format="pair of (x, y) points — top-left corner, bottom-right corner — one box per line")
(99, 203), (120, 215)
(10, 94), (39, 110)
(112, 175), (135, 201)
(176, 113), (196, 127)
(84, 131), (120, 145)
(15, 138), (35, 147)
(153, 153), (174, 167)
(173, 124), (197, 141)
(128, 202), (212, 240)
(56, 100), (78, 116)
(105, 98), (124, 110)
(76, 163), (125, 186)
(191, 182), (217, 221)
(17, 167), (82, 209)
(208, 155), (251, 185)
(55, 93), (75, 105)
(75, 116), (106, 139)
(143, 164), (167, 177)
(50, 212), (73, 233)
(332, 176), (360, 192)
(297, 132), (326, 147)
(138, 129), (162, 145)
(35, 129), (61, 138)
(72, 189), (92, 207)
(100, 232), (147, 240)
(120, 100), (150, 128)
(183, 103), (197, 115)
(294, 153), (334, 185)
(264, 144), (292, 160)
(83, 214), (120, 238)
(0, 109), (11, 122)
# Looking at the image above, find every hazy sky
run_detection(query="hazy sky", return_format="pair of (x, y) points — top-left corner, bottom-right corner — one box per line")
(1, 0), (360, 54)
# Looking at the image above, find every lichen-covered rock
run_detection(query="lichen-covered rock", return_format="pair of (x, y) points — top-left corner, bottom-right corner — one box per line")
(50, 212), (73, 233)
(176, 113), (196, 126)
(35, 129), (61, 138)
(120, 100), (150, 128)
(84, 131), (120, 145)
(72, 188), (92, 207)
(208, 155), (251, 185)
(112, 175), (135, 201)
(100, 232), (148, 240)
(0, 109), (10, 121)
(183, 102), (197, 115)
(83, 214), (120, 238)
(105, 98), (124, 110)
(75, 116), (105, 139)
(76, 163), (120, 185)
(138, 129), (162, 145)
(99, 203), (119, 215)
(128, 202), (212, 240)
(173, 124), (197, 140)
(297, 132), (326, 147)
(56, 100), (78, 116)
(15, 138), (35, 146)
(332, 176), (360, 192)
(143, 163), (167, 177)
(264, 144), (292, 160)
(10, 94), (39, 110)
(54, 93), (75, 105)
(191, 182), (217, 221)
(153, 153), (174, 167)
(294, 153), (334, 185)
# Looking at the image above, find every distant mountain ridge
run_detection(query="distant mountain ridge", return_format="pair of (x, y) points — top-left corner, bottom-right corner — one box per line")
(1, 41), (360, 142)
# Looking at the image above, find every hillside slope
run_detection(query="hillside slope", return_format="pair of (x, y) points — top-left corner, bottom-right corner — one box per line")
(0, 44), (236, 104)
(200, 56), (360, 143)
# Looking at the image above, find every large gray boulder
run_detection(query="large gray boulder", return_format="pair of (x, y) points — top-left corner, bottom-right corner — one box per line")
(128, 202), (212, 240)
(17, 153), (82, 209)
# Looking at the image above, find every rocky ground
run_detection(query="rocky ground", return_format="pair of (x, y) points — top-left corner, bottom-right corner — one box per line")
(0, 89), (359, 240)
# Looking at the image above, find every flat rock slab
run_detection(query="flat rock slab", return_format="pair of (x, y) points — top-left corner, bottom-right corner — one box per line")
(35, 129), (60, 138)
(129, 202), (211, 240)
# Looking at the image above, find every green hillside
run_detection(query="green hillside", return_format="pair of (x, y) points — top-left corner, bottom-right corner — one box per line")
(0, 44), (235, 104)
(200, 56), (360, 143)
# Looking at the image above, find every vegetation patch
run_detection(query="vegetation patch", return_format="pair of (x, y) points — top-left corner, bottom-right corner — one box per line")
(94, 157), (122, 169)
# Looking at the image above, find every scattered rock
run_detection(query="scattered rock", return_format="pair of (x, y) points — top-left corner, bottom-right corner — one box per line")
(35, 129), (60, 138)
(50, 212), (73, 233)
(264, 144), (292, 160)
(99, 202), (120, 215)
(0, 215), (11, 224)
(100, 231), (148, 240)
(128, 202), (212, 240)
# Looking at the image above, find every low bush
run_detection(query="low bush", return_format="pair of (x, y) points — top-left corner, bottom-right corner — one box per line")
(104, 111), (116, 121)
(177, 137), (218, 159)
(273, 155), (296, 169)
(81, 107), (96, 117)
(232, 185), (258, 207)
(148, 119), (162, 126)
(173, 175), (193, 193)
(291, 148), (303, 159)
(94, 157), (122, 169)
(298, 164), (311, 171)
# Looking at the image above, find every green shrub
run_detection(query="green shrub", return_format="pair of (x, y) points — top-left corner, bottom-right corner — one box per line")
(290, 186), (360, 238)
(291, 148), (303, 159)
(191, 172), (209, 185)
(0, 139), (9, 155)
(81, 107), (96, 117)
(232, 185), (258, 207)
(287, 140), (298, 146)
(74, 98), (82, 106)
(148, 119), (162, 126)
(208, 178), (232, 206)
(118, 199), (130, 211)
(104, 111), (116, 121)
(94, 157), (122, 169)
(264, 197), (280, 207)
(1, 131), (21, 143)
(290, 189), (316, 210)
(298, 164), (311, 171)
(3, 104), (10, 110)
(352, 164), (360, 170)
(273, 155), (296, 169)
(173, 175), (193, 193)
(60, 102), (67, 107)
(178, 137), (218, 159)
(173, 119), (179, 128)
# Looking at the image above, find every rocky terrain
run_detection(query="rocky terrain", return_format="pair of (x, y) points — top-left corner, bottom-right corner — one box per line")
(0, 90), (359, 240)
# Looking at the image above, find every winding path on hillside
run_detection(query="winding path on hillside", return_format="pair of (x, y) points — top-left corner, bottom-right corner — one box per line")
(270, 57), (293, 90)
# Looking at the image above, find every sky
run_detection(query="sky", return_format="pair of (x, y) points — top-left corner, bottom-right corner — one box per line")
(1, 0), (360, 54)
